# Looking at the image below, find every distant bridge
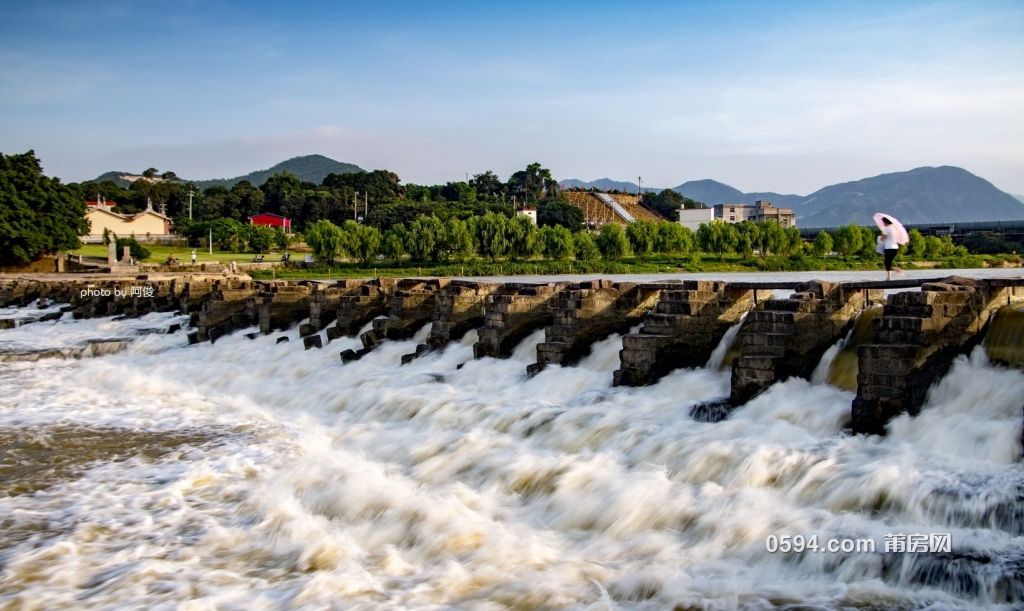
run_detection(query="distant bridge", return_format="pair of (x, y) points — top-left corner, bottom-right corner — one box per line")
(799, 219), (1024, 241)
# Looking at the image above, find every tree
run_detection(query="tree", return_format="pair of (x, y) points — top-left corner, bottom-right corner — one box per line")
(574, 232), (600, 261)
(322, 169), (404, 204)
(832, 224), (863, 261)
(596, 223), (630, 261)
(273, 228), (291, 251)
(115, 236), (150, 261)
(407, 217), (437, 262)
(813, 231), (833, 258)
(189, 217), (245, 250)
(469, 171), (504, 197)
(784, 226), (803, 256)
(625, 220), (657, 262)
(445, 218), (474, 263)
(754, 221), (786, 259)
(142, 168), (158, 179)
(305, 220), (346, 264)
(223, 180), (265, 222)
(365, 201), (432, 231)
(960, 231), (1015, 255)
(539, 225), (574, 260)
(656, 221), (694, 262)
(507, 214), (540, 260)
(382, 225), (408, 266)
(343, 221), (381, 266)
(0, 151), (90, 265)
(906, 229), (926, 257)
(507, 163), (557, 204)
(537, 197), (584, 232)
(260, 172), (305, 222)
(857, 226), (878, 257)
(697, 221), (738, 261)
(735, 221), (760, 260)
(247, 224), (275, 253)
(473, 212), (510, 261)
(644, 189), (687, 221)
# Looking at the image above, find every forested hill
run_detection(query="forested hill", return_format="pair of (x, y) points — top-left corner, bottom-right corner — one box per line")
(796, 166), (1024, 226)
(672, 179), (805, 209)
(668, 168), (1023, 225)
(94, 155), (363, 189)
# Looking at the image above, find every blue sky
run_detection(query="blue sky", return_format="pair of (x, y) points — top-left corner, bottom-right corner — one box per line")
(2, 0), (1022, 194)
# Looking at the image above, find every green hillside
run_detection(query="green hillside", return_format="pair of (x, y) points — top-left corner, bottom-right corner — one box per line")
(93, 155), (363, 189)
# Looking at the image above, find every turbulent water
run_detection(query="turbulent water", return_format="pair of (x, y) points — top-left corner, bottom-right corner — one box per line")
(1, 302), (1023, 610)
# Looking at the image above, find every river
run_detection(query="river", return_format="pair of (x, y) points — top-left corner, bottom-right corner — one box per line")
(0, 270), (1022, 609)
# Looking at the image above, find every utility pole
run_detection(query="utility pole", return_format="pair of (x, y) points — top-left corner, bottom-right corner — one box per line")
(187, 188), (194, 220)
(364, 192), (368, 221)
(353, 191), (358, 220)
(209, 228), (213, 255)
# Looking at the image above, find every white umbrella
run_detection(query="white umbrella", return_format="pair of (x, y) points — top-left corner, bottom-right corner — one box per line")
(873, 213), (909, 245)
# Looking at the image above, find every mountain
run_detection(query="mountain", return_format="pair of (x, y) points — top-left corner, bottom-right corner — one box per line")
(92, 155), (363, 189)
(559, 178), (655, 193)
(796, 166), (1024, 227)
(192, 155), (362, 189)
(671, 180), (804, 208)
(670, 168), (1024, 225)
(1014, 194), (1024, 204)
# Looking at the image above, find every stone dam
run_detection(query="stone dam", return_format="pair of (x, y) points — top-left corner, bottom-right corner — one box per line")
(2, 273), (1023, 435)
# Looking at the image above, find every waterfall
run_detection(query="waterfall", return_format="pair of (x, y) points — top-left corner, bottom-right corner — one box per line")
(984, 304), (1024, 367)
(705, 314), (747, 370)
(810, 304), (884, 391)
(1, 301), (1023, 609)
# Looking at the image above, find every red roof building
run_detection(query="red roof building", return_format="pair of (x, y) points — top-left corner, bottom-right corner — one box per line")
(249, 213), (292, 233)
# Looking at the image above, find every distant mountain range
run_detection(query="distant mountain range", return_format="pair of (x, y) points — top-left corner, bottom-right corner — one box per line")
(94, 155), (363, 189)
(559, 178), (655, 193)
(92, 156), (1024, 225)
(564, 167), (1024, 226)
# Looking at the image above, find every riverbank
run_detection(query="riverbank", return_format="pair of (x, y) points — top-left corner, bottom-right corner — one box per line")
(247, 252), (1020, 280)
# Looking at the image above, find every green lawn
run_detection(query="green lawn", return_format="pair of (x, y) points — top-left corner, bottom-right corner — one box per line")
(248, 253), (894, 280)
(71, 243), (1015, 278)
(73, 243), (294, 265)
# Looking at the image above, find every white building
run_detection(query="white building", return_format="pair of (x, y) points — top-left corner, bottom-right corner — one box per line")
(516, 207), (537, 224)
(713, 203), (757, 224)
(678, 207), (714, 231)
(713, 201), (796, 228)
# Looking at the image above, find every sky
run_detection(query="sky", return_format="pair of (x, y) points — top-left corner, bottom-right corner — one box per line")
(1, 0), (1022, 195)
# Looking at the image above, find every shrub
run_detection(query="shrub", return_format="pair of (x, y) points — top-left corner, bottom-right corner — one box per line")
(114, 236), (150, 261)
(574, 232), (600, 261)
(596, 223), (630, 261)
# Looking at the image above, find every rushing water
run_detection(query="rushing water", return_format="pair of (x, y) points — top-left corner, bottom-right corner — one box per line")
(1, 302), (1023, 609)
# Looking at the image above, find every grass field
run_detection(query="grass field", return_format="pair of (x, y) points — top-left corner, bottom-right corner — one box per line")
(73, 243), (293, 264)
(71, 243), (1015, 279)
(247, 253), (895, 280)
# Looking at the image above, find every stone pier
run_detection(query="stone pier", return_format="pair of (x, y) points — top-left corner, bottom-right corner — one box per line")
(360, 278), (445, 348)
(614, 281), (765, 386)
(401, 280), (502, 364)
(256, 282), (315, 334)
(189, 280), (261, 343)
(180, 279), (216, 315)
(300, 279), (371, 338)
(852, 276), (1024, 435)
(527, 280), (663, 376)
(333, 278), (395, 339)
(473, 282), (569, 359)
(727, 280), (884, 406)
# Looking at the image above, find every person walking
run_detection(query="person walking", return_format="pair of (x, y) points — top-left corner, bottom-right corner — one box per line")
(873, 213), (909, 281)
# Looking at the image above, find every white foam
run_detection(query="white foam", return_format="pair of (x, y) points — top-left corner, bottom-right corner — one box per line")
(0, 310), (1021, 609)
